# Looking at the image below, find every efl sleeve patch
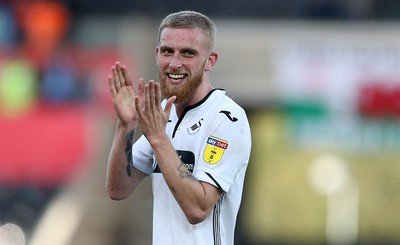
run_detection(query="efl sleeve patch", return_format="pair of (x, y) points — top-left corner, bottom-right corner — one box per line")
(203, 136), (229, 165)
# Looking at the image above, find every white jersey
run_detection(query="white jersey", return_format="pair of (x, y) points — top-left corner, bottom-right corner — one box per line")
(132, 89), (251, 245)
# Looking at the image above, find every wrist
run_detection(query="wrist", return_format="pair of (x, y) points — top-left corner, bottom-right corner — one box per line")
(147, 132), (169, 148)
(117, 119), (137, 131)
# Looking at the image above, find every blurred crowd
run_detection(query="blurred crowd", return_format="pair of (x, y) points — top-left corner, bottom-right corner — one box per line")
(0, 0), (128, 118)
(0, 0), (122, 240)
(0, 0), (77, 115)
(63, 0), (397, 20)
(0, 0), (397, 117)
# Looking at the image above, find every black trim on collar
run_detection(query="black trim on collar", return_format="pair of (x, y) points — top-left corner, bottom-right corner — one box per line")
(172, 88), (224, 138)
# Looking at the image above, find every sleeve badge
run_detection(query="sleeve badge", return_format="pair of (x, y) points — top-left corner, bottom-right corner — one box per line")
(203, 136), (229, 165)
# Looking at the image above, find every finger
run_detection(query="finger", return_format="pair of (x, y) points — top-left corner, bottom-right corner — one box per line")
(135, 95), (143, 119)
(144, 83), (150, 111)
(154, 82), (161, 107)
(107, 75), (117, 98)
(116, 61), (126, 86)
(135, 78), (145, 111)
(148, 80), (156, 110)
(121, 65), (134, 88)
(164, 96), (176, 118)
(137, 78), (145, 97)
(111, 65), (121, 91)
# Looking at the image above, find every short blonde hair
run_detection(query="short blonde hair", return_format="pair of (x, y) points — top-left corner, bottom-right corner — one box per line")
(157, 10), (217, 51)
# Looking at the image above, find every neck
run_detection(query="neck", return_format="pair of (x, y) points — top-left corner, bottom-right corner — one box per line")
(175, 81), (213, 117)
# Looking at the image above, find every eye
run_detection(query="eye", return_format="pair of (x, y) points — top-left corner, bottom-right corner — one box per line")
(161, 48), (173, 56)
(182, 50), (195, 57)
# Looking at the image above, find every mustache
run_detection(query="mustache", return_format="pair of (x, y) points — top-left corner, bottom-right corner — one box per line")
(164, 68), (187, 74)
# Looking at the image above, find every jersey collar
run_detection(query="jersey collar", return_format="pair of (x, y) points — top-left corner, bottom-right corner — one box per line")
(171, 88), (225, 138)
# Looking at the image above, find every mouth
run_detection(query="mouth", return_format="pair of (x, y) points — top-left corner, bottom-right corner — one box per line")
(167, 73), (187, 84)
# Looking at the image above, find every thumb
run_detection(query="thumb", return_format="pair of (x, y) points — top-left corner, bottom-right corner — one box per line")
(164, 96), (176, 117)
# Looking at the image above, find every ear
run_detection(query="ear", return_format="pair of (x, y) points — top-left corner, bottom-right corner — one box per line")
(205, 51), (218, 72)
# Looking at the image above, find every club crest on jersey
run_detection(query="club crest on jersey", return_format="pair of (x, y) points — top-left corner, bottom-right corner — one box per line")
(203, 136), (228, 165)
(187, 118), (203, 135)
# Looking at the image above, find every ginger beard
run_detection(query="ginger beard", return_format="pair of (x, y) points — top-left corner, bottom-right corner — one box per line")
(158, 62), (205, 104)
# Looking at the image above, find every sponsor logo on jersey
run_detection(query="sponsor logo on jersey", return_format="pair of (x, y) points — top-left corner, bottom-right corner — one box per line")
(153, 150), (195, 173)
(204, 136), (228, 165)
(187, 118), (203, 135)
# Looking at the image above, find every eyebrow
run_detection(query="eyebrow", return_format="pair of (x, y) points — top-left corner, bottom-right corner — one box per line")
(181, 48), (199, 55)
(159, 45), (199, 55)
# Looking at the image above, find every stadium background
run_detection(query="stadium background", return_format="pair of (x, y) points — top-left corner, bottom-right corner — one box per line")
(1, 0), (400, 244)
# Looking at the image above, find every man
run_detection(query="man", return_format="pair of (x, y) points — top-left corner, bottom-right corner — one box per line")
(105, 10), (251, 245)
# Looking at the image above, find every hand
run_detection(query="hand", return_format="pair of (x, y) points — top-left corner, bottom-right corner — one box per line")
(135, 80), (176, 141)
(108, 61), (138, 127)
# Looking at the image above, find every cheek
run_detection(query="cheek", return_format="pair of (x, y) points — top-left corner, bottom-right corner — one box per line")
(156, 56), (169, 68)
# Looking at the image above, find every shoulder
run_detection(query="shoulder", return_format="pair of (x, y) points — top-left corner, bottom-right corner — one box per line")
(212, 90), (248, 120)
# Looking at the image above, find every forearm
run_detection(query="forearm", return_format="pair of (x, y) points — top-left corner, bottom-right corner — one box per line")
(149, 134), (220, 224)
(106, 121), (143, 200)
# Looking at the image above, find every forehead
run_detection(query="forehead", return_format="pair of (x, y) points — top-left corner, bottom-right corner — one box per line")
(159, 28), (208, 50)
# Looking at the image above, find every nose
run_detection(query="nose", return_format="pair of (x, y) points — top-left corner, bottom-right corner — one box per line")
(169, 54), (182, 69)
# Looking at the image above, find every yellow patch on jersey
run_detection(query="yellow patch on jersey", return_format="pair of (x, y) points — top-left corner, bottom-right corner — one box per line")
(203, 136), (229, 165)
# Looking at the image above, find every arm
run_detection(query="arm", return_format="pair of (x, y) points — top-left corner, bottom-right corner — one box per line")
(105, 61), (147, 200)
(152, 136), (222, 224)
(135, 81), (222, 224)
(106, 122), (147, 200)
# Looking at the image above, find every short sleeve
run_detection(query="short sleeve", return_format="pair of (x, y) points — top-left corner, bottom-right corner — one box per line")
(132, 135), (154, 175)
(194, 107), (251, 193)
